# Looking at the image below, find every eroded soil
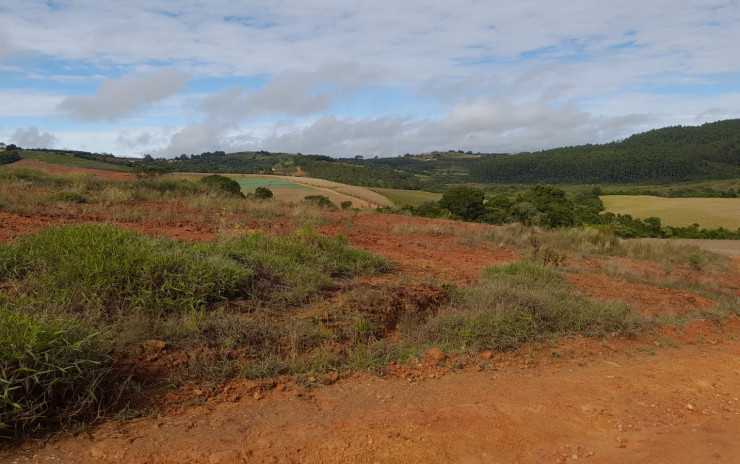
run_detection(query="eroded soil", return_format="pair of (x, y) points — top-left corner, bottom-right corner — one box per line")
(2, 171), (740, 463)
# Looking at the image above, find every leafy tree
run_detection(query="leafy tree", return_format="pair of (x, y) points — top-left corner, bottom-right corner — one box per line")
(439, 186), (485, 221)
(199, 174), (244, 196)
(514, 185), (575, 228)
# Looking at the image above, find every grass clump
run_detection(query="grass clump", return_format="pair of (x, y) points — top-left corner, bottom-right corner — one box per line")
(46, 192), (86, 203)
(406, 261), (646, 351)
(0, 224), (390, 318)
(0, 223), (392, 439)
(0, 225), (254, 317)
(0, 305), (117, 440)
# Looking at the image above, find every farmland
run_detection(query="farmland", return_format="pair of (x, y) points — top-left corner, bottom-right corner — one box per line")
(235, 175), (391, 207)
(602, 195), (740, 228)
(370, 187), (442, 207)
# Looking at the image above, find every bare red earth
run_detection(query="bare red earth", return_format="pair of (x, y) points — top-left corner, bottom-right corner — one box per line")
(9, 159), (135, 180)
(3, 174), (740, 463)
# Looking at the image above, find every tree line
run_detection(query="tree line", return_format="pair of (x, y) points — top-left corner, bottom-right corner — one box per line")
(405, 185), (740, 240)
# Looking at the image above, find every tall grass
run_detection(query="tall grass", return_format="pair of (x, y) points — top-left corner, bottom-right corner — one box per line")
(405, 262), (647, 351)
(0, 305), (119, 439)
(0, 224), (389, 318)
(0, 223), (391, 439)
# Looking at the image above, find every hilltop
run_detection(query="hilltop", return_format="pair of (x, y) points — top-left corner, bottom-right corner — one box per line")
(3, 119), (740, 187)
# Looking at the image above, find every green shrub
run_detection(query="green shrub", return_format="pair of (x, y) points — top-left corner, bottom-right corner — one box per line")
(254, 186), (273, 199)
(406, 261), (646, 351)
(340, 200), (352, 210)
(199, 175), (244, 197)
(304, 195), (336, 209)
(0, 306), (116, 439)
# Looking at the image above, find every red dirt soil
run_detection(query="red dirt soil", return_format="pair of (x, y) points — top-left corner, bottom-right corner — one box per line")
(567, 273), (716, 317)
(4, 187), (740, 462)
(8, 159), (136, 180)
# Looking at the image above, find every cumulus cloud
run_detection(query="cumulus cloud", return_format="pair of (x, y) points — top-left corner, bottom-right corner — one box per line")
(259, 99), (649, 157)
(159, 118), (233, 156)
(10, 126), (57, 148)
(0, 30), (14, 61)
(58, 69), (190, 121)
(202, 75), (331, 119)
(202, 64), (375, 119)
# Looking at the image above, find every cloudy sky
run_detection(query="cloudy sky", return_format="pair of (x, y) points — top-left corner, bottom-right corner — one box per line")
(1, 0), (739, 158)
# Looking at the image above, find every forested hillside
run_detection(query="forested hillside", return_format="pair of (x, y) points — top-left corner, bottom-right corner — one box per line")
(470, 119), (740, 184)
(6, 119), (740, 187)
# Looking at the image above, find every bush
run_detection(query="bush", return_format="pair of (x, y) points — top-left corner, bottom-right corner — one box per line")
(340, 200), (352, 210)
(0, 307), (116, 439)
(304, 195), (336, 209)
(199, 175), (244, 197)
(0, 151), (21, 165)
(254, 186), (273, 199)
(406, 262), (646, 351)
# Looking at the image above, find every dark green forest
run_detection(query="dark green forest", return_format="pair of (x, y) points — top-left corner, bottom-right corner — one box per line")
(469, 120), (740, 184)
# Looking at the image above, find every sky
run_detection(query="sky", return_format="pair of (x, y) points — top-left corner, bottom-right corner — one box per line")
(1, 0), (739, 158)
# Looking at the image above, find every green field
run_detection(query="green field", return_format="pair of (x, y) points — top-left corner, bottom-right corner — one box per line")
(20, 151), (133, 172)
(601, 195), (740, 229)
(235, 176), (326, 202)
(370, 188), (442, 207)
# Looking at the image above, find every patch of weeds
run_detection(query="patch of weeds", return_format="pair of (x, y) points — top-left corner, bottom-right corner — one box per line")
(46, 191), (86, 203)
(0, 305), (125, 440)
(405, 261), (648, 352)
(638, 346), (656, 356)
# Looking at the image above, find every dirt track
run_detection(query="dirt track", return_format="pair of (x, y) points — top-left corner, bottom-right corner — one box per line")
(4, 328), (740, 463)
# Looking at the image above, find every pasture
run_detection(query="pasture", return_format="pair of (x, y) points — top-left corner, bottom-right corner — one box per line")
(601, 195), (740, 229)
(371, 187), (442, 207)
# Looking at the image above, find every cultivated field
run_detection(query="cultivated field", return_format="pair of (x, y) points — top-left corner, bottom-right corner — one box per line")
(370, 187), (442, 207)
(2, 162), (740, 463)
(19, 151), (133, 172)
(236, 174), (392, 208)
(602, 195), (740, 228)
(634, 238), (740, 256)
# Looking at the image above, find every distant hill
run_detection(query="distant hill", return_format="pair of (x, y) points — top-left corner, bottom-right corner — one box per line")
(468, 119), (740, 184)
(5, 119), (740, 187)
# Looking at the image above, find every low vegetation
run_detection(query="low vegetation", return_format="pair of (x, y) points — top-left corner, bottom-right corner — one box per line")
(405, 262), (646, 351)
(601, 195), (740, 229)
(0, 224), (390, 439)
(2, 157), (739, 444)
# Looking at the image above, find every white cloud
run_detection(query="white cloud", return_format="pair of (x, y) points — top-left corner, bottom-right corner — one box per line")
(2, 1), (740, 156)
(58, 69), (191, 121)
(0, 90), (66, 117)
(202, 74), (331, 119)
(10, 126), (57, 148)
(201, 64), (377, 119)
(0, 29), (14, 61)
(159, 118), (232, 156)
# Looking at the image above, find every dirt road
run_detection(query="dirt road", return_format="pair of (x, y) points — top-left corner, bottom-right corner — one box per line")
(3, 329), (739, 463)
